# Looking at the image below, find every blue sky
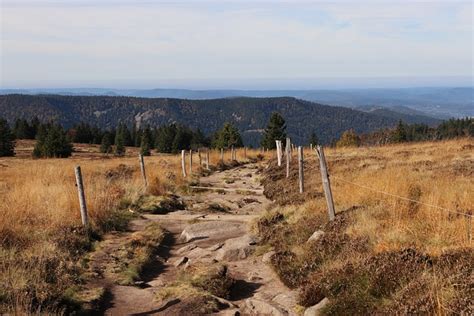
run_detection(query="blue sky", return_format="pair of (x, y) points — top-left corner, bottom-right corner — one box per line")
(0, 0), (472, 89)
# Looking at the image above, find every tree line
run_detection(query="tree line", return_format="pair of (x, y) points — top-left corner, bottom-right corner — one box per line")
(1, 115), (471, 157)
(0, 115), (285, 158)
(335, 118), (474, 147)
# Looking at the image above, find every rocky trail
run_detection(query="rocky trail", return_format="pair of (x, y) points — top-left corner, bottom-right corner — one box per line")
(91, 162), (298, 315)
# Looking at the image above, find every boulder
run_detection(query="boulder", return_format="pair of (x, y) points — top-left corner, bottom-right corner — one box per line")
(304, 298), (329, 316)
(215, 235), (257, 261)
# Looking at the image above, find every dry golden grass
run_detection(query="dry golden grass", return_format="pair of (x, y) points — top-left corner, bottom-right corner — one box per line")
(325, 138), (473, 254)
(265, 138), (473, 255)
(0, 142), (265, 313)
(260, 138), (473, 314)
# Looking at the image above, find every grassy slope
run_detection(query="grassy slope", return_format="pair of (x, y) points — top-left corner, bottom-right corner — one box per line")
(0, 142), (265, 313)
(258, 138), (473, 314)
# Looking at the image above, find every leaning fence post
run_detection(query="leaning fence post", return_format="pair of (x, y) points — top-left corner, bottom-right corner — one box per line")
(74, 166), (89, 227)
(206, 150), (210, 170)
(181, 150), (187, 177)
(316, 146), (335, 221)
(298, 146), (304, 193)
(139, 153), (148, 187)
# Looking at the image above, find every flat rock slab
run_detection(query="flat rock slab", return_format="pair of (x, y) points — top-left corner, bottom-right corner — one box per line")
(215, 234), (257, 261)
(180, 221), (244, 243)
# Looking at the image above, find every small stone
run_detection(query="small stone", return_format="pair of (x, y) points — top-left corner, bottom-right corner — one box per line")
(307, 230), (324, 243)
(304, 298), (329, 316)
(208, 243), (224, 251)
(245, 299), (288, 316)
(176, 244), (197, 255)
(173, 256), (188, 267)
(262, 250), (276, 263)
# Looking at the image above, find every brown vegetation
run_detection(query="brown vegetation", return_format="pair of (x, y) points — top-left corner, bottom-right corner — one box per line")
(259, 138), (473, 314)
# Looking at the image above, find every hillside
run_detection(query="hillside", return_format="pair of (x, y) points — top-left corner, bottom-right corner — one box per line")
(2, 87), (471, 118)
(355, 105), (441, 126)
(0, 94), (400, 146)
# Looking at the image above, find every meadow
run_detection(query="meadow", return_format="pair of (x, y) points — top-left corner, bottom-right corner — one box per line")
(259, 138), (473, 314)
(1, 138), (472, 314)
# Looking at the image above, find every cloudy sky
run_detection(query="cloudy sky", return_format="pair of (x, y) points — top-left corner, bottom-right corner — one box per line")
(0, 0), (472, 89)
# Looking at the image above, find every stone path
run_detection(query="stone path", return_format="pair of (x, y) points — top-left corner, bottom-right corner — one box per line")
(102, 162), (297, 315)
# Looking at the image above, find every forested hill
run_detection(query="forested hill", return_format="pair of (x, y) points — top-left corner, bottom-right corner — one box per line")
(0, 94), (400, 146)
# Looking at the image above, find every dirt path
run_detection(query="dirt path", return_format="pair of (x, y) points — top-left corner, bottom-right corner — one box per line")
(100, 162), (296, 315)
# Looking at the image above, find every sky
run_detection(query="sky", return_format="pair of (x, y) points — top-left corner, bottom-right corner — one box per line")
(0, 0), (472, 89)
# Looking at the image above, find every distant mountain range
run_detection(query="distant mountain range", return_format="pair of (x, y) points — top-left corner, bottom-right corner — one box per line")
(0, 94), (426, 146)
(1, 87), (471, 119)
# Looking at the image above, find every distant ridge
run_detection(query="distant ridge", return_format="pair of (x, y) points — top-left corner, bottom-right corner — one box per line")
(1, 87), (472, 118)
(0, 94), (409, 146)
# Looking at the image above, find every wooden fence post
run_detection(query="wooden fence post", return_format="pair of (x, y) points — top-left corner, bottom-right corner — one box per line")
(74, 166), (89, 227)
(316, 146), (335, 221)
(181, 150), (187, 177)
(286, 137), (292, 162)
(286, 139), (290, 178)
(276, 140), (282, 166)
(139, 153), (148, 187)
(231, 146), (235, 161)
(198, 149), (202, 167)
(298, 146), (304, 193)
(189, 150), (193, 175)
(220, 148), (224, 163)
(206, 150), (210, 170)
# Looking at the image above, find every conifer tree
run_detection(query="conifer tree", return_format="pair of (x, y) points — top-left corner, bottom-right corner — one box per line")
(392, 120), (408, 143)
(212, 123), (243, 149)
(33, 123), (73, 158)
(308, 131), (319, 147)
(0, 118), (15, 157)
(100, 132), (113, 154)
(261, 112), (287, 149)
(114, 124), (126, 156)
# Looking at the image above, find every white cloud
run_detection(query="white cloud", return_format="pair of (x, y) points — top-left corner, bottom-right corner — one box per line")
(1, 0), (472, 87)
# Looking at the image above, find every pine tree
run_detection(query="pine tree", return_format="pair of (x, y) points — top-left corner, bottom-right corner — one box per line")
(0, 118), (15, 157)
(155, 124), (177, 153)
(308, 131), (319, 147)
(392, 120), (408, 143)
(33, 123), (73, 158)
(100, 132), (113, 154)
(260, 112), (286, 149)
(171, 126), (192, 153)
(114, 124), (126, 156)
(212, 123), (243, 149)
